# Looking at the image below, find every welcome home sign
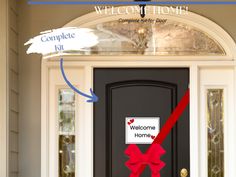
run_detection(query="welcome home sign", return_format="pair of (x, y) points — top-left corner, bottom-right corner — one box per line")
(125, 117), (160, 144)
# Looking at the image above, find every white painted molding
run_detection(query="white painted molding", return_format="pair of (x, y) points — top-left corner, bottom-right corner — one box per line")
(199, 68), (235, 177)
(42, 58), (236, 177)
(41, 6), (236, 177)
(0, 0), (9, 177)
(190, 65), (199, 177)
(64, 6), (236, 60)
(41, 60), (49, 177)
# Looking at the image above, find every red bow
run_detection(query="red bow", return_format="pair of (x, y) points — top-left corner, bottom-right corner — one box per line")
(125, 144), (166, 177)
(124, 89), (190, 177)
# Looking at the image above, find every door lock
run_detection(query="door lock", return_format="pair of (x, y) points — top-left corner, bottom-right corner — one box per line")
(180, 168), (188, 177)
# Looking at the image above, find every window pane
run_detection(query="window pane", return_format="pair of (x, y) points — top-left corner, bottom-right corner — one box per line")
(45, 18), (225, 57)
(207, 89), (224, 177)
(59, 89), (75, 134)
(59, 135), (75, 177)
(59, 89), (75, 177)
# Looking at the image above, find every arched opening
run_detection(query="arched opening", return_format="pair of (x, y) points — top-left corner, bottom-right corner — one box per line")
(41, 6), (236, 177)
(59, 6), (236, 60)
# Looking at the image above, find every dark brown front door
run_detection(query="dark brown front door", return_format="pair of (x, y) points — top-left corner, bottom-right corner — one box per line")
(94, 68), (189, 177)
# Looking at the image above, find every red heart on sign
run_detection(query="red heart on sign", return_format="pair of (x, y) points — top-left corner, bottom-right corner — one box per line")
(151, 135), (155, 139)
(130, 119), (134, 123)
(128, 122), (131, 125)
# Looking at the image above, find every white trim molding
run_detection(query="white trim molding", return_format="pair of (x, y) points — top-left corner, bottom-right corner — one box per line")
(64, 6), (236, 60)
(42, 59), (236, 177)
(0, 0), (9, 177)
(199, 68), (236, 177)
(41, 6), (236, 177)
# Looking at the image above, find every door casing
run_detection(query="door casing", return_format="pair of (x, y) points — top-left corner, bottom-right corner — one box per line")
(41, 57), (236, 177)
(42, 5), (236, 177)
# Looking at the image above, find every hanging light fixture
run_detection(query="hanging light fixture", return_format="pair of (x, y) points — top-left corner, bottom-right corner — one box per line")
(134, 0), (151, 18)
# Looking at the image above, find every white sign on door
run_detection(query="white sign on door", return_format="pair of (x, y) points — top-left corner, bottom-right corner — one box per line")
(125, 117), (160, 144)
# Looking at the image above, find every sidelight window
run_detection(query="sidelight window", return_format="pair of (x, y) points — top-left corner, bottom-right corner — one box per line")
(207, 89), (224, 177)
(58, 89), (76, 177)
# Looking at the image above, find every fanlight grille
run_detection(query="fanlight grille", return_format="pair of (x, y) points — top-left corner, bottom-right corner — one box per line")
(47, 18), (226, 56)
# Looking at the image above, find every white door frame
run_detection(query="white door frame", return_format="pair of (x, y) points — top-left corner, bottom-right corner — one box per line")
(41, 6), (236, 177)
(42, 58), (236, 177)
(199, 68), (236, 177)
(0, 0), (9, 177)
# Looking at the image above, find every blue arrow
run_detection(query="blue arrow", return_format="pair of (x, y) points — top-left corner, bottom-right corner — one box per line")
(60, 58), (98, 103)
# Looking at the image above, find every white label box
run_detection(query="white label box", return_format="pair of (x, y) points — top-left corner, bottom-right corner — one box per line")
(125, 117), (160, 144)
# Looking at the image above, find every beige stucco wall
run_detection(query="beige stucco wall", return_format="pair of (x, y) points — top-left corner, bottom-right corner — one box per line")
(18, 1), (236, 177)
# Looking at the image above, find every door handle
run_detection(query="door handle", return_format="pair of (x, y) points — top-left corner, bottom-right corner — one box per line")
(180, 168), (188, 177)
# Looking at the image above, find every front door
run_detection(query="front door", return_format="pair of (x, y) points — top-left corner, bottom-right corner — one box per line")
(94, 68), (189, 177)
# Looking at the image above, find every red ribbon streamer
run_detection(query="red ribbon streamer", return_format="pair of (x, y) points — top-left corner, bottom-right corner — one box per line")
(125, 88), (190, 177)
(154, 88), (190, 144)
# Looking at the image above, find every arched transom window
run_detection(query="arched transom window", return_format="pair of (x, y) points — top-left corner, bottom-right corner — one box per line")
(59, 6), (236, 59)
(85, 19), (225, 55)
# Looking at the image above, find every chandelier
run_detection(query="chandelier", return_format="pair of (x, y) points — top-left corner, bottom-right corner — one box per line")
(134, 0), (151, 18)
